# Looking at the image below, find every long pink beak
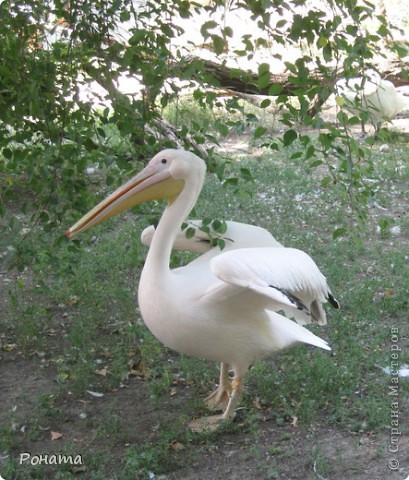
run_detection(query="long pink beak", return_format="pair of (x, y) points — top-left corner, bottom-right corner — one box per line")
(66, 164), (183, 239)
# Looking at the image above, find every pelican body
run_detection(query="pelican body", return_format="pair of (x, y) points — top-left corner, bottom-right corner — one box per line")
(67, 149), (338, 430)
(141, 219), (282, 254)
(335, 70), (409, 133)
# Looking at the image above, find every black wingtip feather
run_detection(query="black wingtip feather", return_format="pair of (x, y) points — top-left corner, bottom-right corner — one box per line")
(327, 292), (340, 309)
(269, 285), (309, 312)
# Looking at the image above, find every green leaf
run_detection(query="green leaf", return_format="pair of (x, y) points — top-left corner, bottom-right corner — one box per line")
(240, 167), (252, 181)
(309, 159), (323, 169)
(217, 239), (226, 250)
(267, 142), (280, 151)
(96, 127), (106, 138)
(333, 227), (348, 239)
(283, 129), (298, 146)
(84, 138), (98, 151)
(223, 177), (239, 187)
(185, 227), (196, 239)
(394, 43), (409, 58)
(377, 24), (389, 37)
(215, 120), (229, 137)
(258, 63), (270, 75)
(320, 176), (332, 186)
(246, 113), (258, 123)
(276, 19), (287, 29)
(253, 126), (267, 139)
(258, 73), (271, 90)
(223, 26), (233, 38)
(2, 148), (13, 159)
(214, 220), (227, 234)
(211, 219), (226, 233)
(199, 225), (210, 234)
(268, 84), (283, 95)
(200, 21), (218, 39)
(212, 35), (227, 55)
(305, 145), (316, 160)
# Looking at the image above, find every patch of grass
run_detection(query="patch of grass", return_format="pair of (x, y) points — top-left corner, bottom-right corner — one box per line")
(0, 424), (19, 452)
(94, 406), (122, 439)
(121, 417), (194, 478)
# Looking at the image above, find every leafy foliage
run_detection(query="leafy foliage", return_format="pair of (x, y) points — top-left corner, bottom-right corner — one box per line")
(0, 0), (408, 269)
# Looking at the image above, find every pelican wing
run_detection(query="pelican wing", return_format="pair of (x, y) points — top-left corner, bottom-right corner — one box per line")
(210, 247), (338, 324)
(141, 219), (282, 254)
(141, 220), (212, 254)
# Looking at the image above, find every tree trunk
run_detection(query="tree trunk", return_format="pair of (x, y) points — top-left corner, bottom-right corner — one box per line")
(175, 56), (409, 97)
(172, 56), (409, 117)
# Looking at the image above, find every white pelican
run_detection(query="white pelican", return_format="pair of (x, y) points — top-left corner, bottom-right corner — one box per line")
(335, 70), (409, 133)
(67, 149), (339, 431)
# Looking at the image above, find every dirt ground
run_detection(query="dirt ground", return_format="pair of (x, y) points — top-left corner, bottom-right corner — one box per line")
(1, 348), (408, 480)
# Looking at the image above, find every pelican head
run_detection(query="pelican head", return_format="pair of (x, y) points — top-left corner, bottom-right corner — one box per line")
(66, 149), (205, 239)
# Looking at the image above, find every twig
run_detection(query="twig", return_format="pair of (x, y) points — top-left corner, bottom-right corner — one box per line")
(313, 460), (331, 480)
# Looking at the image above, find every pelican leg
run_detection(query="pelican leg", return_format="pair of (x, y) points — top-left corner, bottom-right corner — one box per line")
(205, 362), (231, 411)
(188, 373), (244, 433)
(221, 374), (243, 420)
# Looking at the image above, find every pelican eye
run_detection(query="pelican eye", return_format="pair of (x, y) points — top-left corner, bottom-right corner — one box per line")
(161, 158), (168, 165)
